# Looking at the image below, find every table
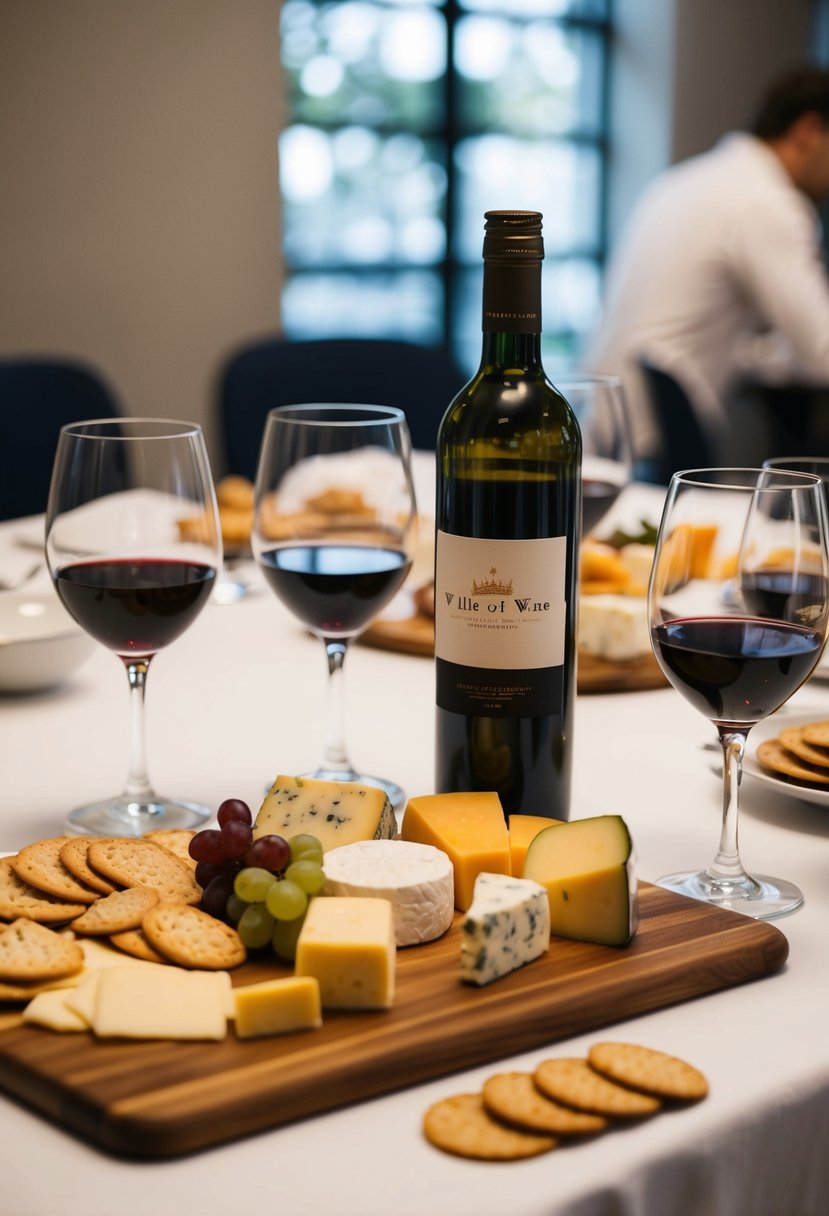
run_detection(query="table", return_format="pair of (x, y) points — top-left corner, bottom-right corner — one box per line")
(1, 479), (828, 1216)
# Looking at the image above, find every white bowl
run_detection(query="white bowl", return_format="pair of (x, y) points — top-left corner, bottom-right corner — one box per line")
(0, 592), (95, 693)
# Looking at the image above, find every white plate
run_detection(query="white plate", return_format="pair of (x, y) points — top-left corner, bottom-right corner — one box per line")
(743, 710), (829, 808)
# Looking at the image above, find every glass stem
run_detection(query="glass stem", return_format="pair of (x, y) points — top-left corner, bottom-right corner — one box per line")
(708, 728), (754, 886)
(321, 639), (352, 774)
(123, 658), (155, 801)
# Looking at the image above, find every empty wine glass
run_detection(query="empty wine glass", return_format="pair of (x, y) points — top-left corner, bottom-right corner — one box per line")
(648, 467), (829, 918)
(556, 375), (633, 537)
(252, 404), (417, 807)
(46, 419), (222, 835)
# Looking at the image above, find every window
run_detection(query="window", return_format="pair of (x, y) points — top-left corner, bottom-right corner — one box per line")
(279, 0), (611, 374)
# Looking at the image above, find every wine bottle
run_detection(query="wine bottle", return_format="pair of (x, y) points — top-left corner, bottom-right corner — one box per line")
(434, 210), (582, 821)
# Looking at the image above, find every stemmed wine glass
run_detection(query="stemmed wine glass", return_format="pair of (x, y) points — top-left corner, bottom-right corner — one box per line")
(648, 467), (829, 919)
(46, 419), (222, 835)
(556, 375), (633, 537)
(252, 404), (417, 807)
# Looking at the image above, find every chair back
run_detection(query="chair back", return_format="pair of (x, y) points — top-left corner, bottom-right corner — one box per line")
(640, 359), (716, 484)
(217, 337), (467, 479)
(0, 358), (121, 520)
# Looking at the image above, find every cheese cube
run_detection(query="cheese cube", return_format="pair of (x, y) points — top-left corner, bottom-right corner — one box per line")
(508, 814), (561, 876)
(92, 967), (229, 1040)
(523, 815), (638, 946)
(254, 775), (396, 851)
(577, 594), (650, 661)
(295, 897), (395, 1010)
(460, 873), (550, 986)
(400, 791), (510, 911)
(233, 976), (322, 1039)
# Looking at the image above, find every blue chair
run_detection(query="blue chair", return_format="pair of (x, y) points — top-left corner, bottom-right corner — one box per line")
(0, 358), (121, 520)
(217, 337), (467, 479)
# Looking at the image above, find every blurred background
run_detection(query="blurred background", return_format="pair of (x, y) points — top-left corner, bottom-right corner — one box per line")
(1, 0), (826, 473)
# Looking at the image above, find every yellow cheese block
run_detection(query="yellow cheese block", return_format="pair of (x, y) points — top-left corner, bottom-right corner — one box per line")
(522, 815), (638, 947)
(254, 775), (396, 852)
(508, 814), (562, 876)
(295, 896), (395, 1010)
(233, 976), (322, 1039)
(92, 967), (230, 1040)
(400, 791), (510, 911)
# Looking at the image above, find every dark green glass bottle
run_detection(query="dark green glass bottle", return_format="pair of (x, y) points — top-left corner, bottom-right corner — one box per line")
(434, 211), (582, 821)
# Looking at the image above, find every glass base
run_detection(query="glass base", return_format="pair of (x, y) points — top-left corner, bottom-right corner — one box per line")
(65, 795), (212, 837)
(658, 868), (803, 920)
(301, 767), (406, 811)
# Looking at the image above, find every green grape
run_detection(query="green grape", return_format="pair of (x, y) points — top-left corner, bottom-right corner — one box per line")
(289, 833), (324, 864)
(265, 878), (308, 921)
(285, 859), (326, 895)
(237, 902), (275, 949)
(272, 913), (306, 963)
(226, 892), (247, 923)
(234, 866), (275, 903)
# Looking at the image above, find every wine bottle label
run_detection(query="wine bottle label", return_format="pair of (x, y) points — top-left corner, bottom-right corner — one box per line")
(434, 530), (567, 717)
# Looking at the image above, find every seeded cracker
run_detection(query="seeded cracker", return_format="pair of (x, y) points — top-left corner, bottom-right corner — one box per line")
(87, 838), (200, 905)
(423, 1093), (557, 1160)
(12, 837), (99, 904)
(482, 1072), (608, 1135)
(71, 886), (160, 936)
(0, 857), (86, 923)
(0, 919), (84, 981)
(588, 1042), (709, 1101)
(533, 1058), (661, 1117)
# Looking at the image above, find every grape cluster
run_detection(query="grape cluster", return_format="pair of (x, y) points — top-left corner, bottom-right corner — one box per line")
(189, 799), (325, 961)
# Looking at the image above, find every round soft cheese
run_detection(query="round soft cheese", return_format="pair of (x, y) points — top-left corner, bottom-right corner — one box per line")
(322, 839), (454, 947)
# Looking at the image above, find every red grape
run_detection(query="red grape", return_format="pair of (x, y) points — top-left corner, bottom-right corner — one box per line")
(217, 798), (252, 828)
(245, 834), (291, 873)
(221, 819), (253, 860)
(189, 828), (225, 865)
(194, 860), (230, 889)
(200, 872), (235, 920)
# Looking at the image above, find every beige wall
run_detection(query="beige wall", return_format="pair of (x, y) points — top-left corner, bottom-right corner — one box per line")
(0, 0), (283, 472)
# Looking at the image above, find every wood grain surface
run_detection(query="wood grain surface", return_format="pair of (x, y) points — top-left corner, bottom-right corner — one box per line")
(361, 613), (668, 693)
(0, 883), (786, 1159)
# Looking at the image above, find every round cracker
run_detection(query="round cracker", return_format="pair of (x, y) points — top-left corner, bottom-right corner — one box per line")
(143, 829), (197, 868)
(482, 1072), (608, 1135)
(12, 838), (99, 904)
(533, 1058), (661, 1117)
(0, 919), (84, 981)
(71, 886), (159, 936)
(108, 928), (169, 965)
(423, 1093), (556, 1160)
(0, 857), (86, 924)
(59, 838), (118, 896)
(588, 1042), (708, 1102)
(756, 739), (829, 786)
(142, 903), (246, 970)
(801, 719), (829, 747)
(777, 726), (829, 770)
(87, 838), (200, 905)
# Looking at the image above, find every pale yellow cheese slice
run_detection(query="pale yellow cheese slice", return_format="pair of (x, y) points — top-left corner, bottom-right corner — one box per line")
(23, 989), (88, 1033)
(92, 967), (229, 1040)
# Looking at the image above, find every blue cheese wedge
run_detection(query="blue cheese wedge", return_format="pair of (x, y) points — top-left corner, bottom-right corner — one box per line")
(254, 775), (396, 851)
(460, 873), (551, 987)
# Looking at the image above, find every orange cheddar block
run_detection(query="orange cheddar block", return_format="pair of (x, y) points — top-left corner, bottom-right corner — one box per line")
(508, 814), (562, 876)
(400, 792), (510, 911)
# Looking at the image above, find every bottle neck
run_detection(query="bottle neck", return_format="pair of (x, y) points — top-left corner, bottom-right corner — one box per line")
(480, 258), (543, 372)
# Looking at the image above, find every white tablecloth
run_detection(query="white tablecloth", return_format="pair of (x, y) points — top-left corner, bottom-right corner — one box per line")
(1, 474), (828, 1216)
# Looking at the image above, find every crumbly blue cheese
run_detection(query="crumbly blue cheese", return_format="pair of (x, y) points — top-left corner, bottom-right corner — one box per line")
(578, 594), (650, 661)
(460, 873), (551, 987)
(253, 775), (396, 851)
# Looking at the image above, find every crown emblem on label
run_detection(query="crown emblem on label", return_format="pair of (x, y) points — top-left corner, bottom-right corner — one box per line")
(471, 566), (513, 595)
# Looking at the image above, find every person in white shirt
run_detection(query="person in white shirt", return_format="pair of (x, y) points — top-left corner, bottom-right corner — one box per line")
(583, 68), (829, 476)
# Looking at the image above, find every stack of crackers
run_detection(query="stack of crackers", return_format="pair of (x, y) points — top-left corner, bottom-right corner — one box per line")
(423, 1041), (708, 1160)
(756, 719), (829, 790)
(0, 832), (244, 1002)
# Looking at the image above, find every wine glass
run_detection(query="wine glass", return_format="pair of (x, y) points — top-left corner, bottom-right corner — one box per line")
(252, 404), (417, 807)
(648, 467), (829, 919)
(46, 418), (222, 835)
(556, 375), (633, 537)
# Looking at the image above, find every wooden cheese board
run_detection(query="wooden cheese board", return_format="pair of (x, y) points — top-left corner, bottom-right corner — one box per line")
(0, 883), (786, 1160)
(361, 613), (668, 693)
